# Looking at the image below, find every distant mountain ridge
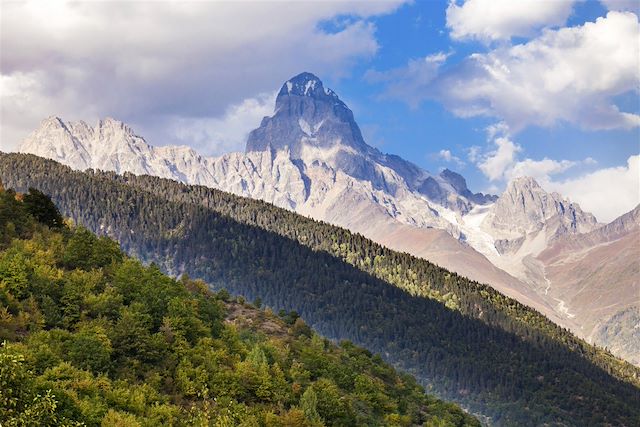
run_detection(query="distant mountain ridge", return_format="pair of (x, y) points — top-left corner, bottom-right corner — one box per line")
(483, 176), (597, 240)
(16, 72), (639, 365)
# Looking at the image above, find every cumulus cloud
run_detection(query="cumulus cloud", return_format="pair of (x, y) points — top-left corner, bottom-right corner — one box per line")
(446, 0), (575, 41)
(544, 155), (640, 223)
(377, 11), (640, 132)
(477, 137), (522, 180)
(169, 92), (277, 156)
(467, 145), (482, 163)
(437, 149), (465, 167)
(0, 1), (407, 151)
(505, 157), (577, 182)
(475, 129), (587, 183)
(600, 0), (640, 13)
(442, 11), (640, 131)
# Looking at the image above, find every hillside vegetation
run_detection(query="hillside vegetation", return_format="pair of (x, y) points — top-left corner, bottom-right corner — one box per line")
(1, 153), (639, 426)
(0, 182), (478, 426)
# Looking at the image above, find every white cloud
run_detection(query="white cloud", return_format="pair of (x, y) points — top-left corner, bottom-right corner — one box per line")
(505, 157), (577, 182)
(485, 121), (510, 140)
(365, 52), (450, 107)
(467, 145), (482, 163)
(600, 0), (640, 13)
(377, 12), (640, 132)
(439, 149), (454, 161)
(475, 131), (585, 183)
(584, 157), (598, 166)
(544, 155), (640, 223)
(0, 1), (407, 151)
(477, 137), (522, 181)
(437, 149), (465, 167)
(168, 92), (277, 156)
(446, 0), (576, 41)
(443, 11), (640, 131)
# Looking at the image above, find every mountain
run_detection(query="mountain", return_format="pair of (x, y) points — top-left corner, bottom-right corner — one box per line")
(0, 184), (479, 426)
(15, 75), (541, 308)
(471, 176), (600, 292)
(19, 73), (494, 221)
(16, 72), (638, 365)
(458, 179), (639, 363)
(535, 205), (640, 364)
(2, 152), (640, 426)
(482, 176), (597, 241)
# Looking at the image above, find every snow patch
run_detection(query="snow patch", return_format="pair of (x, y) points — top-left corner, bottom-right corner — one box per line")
(299, 118), (312, 136)
(432, 204), (499, 258)
(304, 79), (317, 95)
(555, 298), (576, 319)
(298, 118), (324, 136)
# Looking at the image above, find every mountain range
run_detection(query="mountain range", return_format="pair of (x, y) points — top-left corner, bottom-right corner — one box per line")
(17, 72), (639, 364)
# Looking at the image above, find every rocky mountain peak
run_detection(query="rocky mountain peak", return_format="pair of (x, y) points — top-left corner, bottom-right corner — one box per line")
(508, 175), (541, 191)
(439, 169), (497, 205)
(484, 176), (598, 236)
(41, 115), (67, 129)
(439, 169), (467, 193)
(277, 72), (332, 100)
(95, 117), (136, 137)
(246, 73), (479, 211)
(20, 117), (91, 169)
(246, 72), (368, 157)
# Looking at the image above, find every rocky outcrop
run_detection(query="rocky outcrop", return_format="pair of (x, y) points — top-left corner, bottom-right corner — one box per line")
(482, 176), (597, 239)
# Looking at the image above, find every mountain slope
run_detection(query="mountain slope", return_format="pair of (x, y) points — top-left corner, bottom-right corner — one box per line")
(2, 152), (639, 426)
(0, 185), (478, 426)
(536, 206), (640, 364)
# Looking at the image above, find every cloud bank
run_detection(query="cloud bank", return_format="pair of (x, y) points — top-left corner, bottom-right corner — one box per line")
(446, 0), (575, 41)
(0, 0), (406, 152)
(374, 11), (640, 132)
(545, 155), (639, 223)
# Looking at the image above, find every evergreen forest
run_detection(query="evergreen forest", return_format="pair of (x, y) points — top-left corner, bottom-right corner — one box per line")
(1, 153), (639, 426)
(0, 180), (479, 426)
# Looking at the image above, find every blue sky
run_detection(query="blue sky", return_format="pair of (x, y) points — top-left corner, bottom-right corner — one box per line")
(322, 0), (639, 196)
(1, 0), (638, 221)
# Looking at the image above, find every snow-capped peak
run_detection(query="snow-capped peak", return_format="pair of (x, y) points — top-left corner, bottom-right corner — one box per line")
(281, 72), (324, 98)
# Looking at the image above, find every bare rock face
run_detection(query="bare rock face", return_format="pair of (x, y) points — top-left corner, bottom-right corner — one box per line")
(439, 169), (497, 205)
(20, 117), (92, 170)
(246, 72), (369, 156)
(483, 176), (598, 239)
(494, 237), (525, 255)
(591, 307), (640, 367)
(19, 72), (485, 229)
(246, 72), (484, 212)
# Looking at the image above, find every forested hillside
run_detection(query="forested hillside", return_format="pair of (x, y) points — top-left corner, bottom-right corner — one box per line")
(0, 181), (478, 426)
(2, 153), (639, 426)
